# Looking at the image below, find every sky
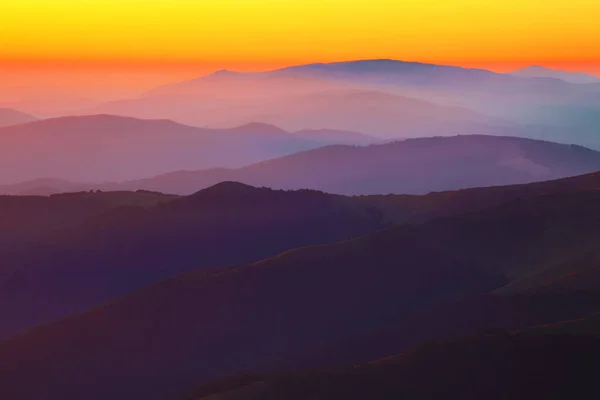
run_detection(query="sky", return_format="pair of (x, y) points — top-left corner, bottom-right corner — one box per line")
(1, 0), (599, 101)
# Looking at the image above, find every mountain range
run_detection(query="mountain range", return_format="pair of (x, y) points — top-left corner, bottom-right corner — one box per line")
(511, 65), (600, 84)
(85, 135), (600, 195)
(2, 134), (599, 196)
(0, 183), (400, 339)
(0, 115), (351, 183)
(90, 86), (510, 139)
(0, 190), (175, 252)
(1, 171), (600, 399)
(74, 59), (600, 149)
(3, 58), (600, 400)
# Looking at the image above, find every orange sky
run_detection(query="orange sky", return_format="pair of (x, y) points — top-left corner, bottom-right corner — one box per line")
(1, 0), (599, 101)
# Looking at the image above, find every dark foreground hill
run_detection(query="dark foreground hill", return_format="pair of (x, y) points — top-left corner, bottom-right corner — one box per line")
(2, 171), (600, 339)
(109, 135), (600, 195)
(180, 333), (600, 400)
(0, 183), (394, 338)
(0, 190), (176, 251)
(2, 176), (600, 399)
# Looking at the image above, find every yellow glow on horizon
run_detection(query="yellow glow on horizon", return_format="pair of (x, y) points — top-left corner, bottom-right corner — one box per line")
(0, 0), (599, 71)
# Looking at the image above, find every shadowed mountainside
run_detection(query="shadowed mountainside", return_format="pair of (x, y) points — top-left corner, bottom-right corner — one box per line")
(1, 170), (600, 337)
(0, 190), (177, 251)
(179, 333), (600, 400)
(2, 174), (600, 399)
(510, 65), (600, 84)
(0, 183), (396, 339)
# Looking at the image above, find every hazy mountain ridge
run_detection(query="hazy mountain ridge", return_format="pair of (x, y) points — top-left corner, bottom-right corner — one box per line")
(93, 135), (600, 195)
(510, 65), (600, 84)
(132, 59), (600, 143)
(89, 86), (510, 138)
(0, 108), (37, 128)
(0, 115), (331, 183)
(0, 190), (176, 252)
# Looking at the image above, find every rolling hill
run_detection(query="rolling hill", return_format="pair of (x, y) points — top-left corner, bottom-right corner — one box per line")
(90, 86), (508, 138)
(179, 333), (600, 400)
(0, 183), (396, 339)
(2, 174), (600, 399)
(0, 190), (176, 252)
(75, 59), (600, 150)
(0, 115), (326, 183)
(105, 135), (600, 195)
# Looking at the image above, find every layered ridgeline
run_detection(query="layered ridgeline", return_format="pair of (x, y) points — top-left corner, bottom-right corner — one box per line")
(2, 171), (600, 338)
(83, 60), (600, 148)
(0, 190), (175, 251)
(94, 86), (510, 139)
(45, 135), (600, 196)
(3, 135), (600, 196)
(0, 183), (397, 339)
(0, 115), (370, 184)
(1, 172), (600, 399)
(510, 65), (600, 84)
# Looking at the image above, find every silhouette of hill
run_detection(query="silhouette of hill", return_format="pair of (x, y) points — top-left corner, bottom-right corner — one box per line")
(0, 184), (396, 339)
(272, 59), (511, 86)
(511, 66), (600, 84)
(0, 108), (37, 127)
(0, 190), (176, 251)
(0, 228), (503, 400)
(106, 135), (600, 195)
(0, 115), (325, 183)
(286, 290), (600, 372)
(178, 333), (600, 400)
(2, 177), (600, 399)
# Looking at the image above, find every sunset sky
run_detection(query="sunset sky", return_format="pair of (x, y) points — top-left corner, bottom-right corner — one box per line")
(1, 0), (599, 100)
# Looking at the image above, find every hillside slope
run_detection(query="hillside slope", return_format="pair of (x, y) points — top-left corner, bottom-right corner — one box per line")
(0, 115), (324, 183)
(109, 135), (600, 195)
(2, 180), (600, 399)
